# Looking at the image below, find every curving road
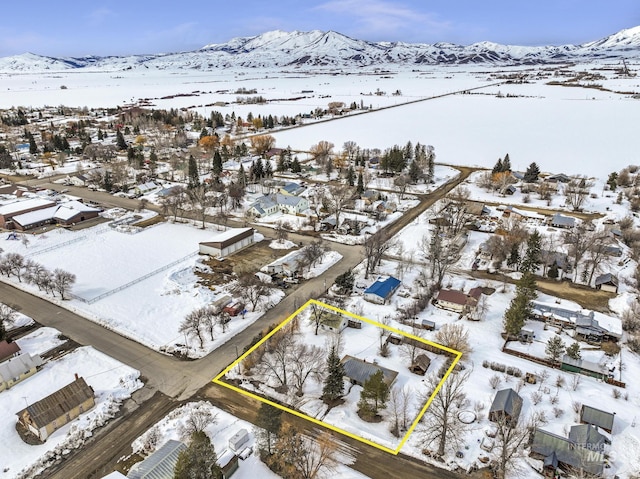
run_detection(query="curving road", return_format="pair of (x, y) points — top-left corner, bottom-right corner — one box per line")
(3, 165), (477, 478)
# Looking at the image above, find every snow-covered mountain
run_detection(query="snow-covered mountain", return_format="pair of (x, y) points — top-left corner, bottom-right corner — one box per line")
(2, 27), (639, 73)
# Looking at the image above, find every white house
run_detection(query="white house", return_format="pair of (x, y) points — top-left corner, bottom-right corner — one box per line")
(363, 276), (402, 304)
(247, 194), (309, 218)
(199, 228), (255, 258)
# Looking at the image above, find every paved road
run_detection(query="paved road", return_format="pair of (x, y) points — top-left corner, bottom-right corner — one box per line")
(3, 165), (477, 478)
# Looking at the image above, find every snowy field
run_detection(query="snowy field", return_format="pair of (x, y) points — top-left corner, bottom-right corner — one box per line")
(1, 326), (142, 479)
(0, 217), (286, 358)
(126, 401), (367, 479)
(1, 65), (638, 178)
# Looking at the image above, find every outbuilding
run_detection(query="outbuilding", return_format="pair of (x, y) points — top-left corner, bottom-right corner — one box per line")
(199, 228), (255, 258)
(363, 276), (401, 304)
(594, 273), (618, 293)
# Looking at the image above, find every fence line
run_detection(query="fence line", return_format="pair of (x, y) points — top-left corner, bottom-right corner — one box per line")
(79, 251), (199, 304)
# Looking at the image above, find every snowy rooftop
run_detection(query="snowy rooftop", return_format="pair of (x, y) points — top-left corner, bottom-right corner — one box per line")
(12, 205), (58, 227)
(0, 198), (55, 216)
(205, 227), (253, 244)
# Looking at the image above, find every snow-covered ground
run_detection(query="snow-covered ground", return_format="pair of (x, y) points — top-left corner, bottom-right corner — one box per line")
(0, 216), (284, 358)
(0, 329), (142, 479)
(124, 401), (368, 479)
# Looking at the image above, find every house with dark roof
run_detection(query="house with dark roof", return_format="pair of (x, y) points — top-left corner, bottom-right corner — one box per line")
(341, 355), (398, 387)
(434, 288), (482, 314)
(0, 339), (21, 362)
(409, 354), (431, 376)
(568, 424), (610, 451)
(279, 182), (306, 196)
(488, 388), (523, 426)
(530, 428), (604, 476)
(580, 405), (615, 433)
(363, 276), (401, 304)
(594, 273), (618, 293)
(550, 213), (576, 229)
(16, 376), (95, 441)
(540, 250), (571, 273)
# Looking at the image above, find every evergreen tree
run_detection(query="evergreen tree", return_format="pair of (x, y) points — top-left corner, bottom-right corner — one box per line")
(253, 157), (264, 180)
(97, 129), (104, 141)
(492, 158), (503, 174)
(290, 157), (301, 173)
(521, 230), (542, 274)
(149, 150), (158, 175)
(408, 160), (421, 183)
(547, 262), (559, 279)
(523, 162), (540, 183)
(323, 346), (346, 402)
(503, 272), (537, 336)
(173, 431), (222, 479)
(238, 163), (247, 189)
(426, 150), (434, 183)
(264, 158), (273, 178)
(115, 129), (127, 150)
(0, 317), (6, 341)
(255, 403), (282, 456)
(103, 170), (114, 192)
(346, 165), (356, 186)
(607, 172), (618, 192)
(507, 243), (521, 270)
(324, 158), (334, 179)
(403, 140), (413, 160)
(359, 370), (389, 415)
(276, 154), (287, 172)
(545, 336), (566, 363)
(28, 133), (38, 154)
(502, 154), (511, 172)
(212, 150), (223, 177)
(334, 270), (354, 295)
(188, 155), (200, 189)
(566, 342), (581, 360)
(356, 171), (365, 194)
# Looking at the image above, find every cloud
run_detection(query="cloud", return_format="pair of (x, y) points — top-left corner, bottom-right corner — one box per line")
(87, 7), (116, 25)
(314, 0), (451, 40)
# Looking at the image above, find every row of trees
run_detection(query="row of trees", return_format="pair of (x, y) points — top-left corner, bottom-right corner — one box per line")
(0, 250), (76, 300)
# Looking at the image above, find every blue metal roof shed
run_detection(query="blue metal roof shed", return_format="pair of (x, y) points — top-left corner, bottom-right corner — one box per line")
(364, 276), (401, 304)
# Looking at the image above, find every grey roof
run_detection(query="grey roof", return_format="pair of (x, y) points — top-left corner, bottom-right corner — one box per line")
(0, 353), (42, 383)
(489, 388), (523, 419)
(581, 405), (615, 432)
(531, 429), (603, 475)
(341, 355), (398, 386)
(128, 440), (187, 479)
(540, 250), (570, 270)
(275, 193), (306, 208)
(561, 355), (604, 375)
(568, 424), (609, 450)
(551, 213), (576, 227)
(595, 273), (618, 287)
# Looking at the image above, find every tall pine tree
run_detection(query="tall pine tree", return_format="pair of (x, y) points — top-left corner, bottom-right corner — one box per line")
(255, 403), (282, 456)
(521, 230), (542, 274)
(323, 346), (345, 402)
(356, 171), (365, 194)
(523, 162), (540, 183)
(173, 431), (222, 479)
(187, 155), (200, 189)
(115, 129), (127, 150)
(346, 165), (355, 186)
(212, 150), (223, 178)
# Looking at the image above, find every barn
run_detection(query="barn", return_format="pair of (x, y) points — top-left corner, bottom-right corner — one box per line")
(199, 228), (255, 258)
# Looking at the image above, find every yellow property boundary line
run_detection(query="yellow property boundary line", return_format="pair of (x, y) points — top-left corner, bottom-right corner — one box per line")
(213, 299), (462, 455)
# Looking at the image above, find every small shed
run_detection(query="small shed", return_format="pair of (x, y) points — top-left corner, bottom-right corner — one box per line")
(421, 319), (436, 331)
(488, 388), (523, 425)
(594, 273), (618, 293)
(386, 334), (403, 345)
(199, 228), (255, 258)
(223, 302), (245, 317)
(580, 405), (615, 433)
(0, 352), (43, 392)
(410, 354), (431, 376)
(363, 276), (401, 305)
(229, 428), (249, 452)
(550, 213), (576, 229)
(319, 311), (348, 333)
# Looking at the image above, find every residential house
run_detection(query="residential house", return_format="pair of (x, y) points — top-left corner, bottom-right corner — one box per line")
(488, 388), (523, 425)
(540, 250), (571, 274)
(561, 356), (608, 380)
(409, 354), (431, 376)
(277, 194), (309, 215)
(246, 195), (279, 218)
(530, 428), (604, 476)
(319, 311), (349, 333)
(341, 355), (398, 387)
(199, 227), (255, 258)
(594, 273), (618, 293)
(580, 405), (615, 433)
(531, 302), (622, 341)
(17, 376), (95, 441)
(434, 288), (482, 314)
(0, 339), (21, 362)
(363, 276), (402, 305)
(550, 213), (576, 229)
(279, 182), (306, 196)
(568, 424), (610, 451)
(604, 245), (623, 257)
(0, 352), (43, 392)
(134, 181), (158, 196)
(546, 173), (571, 183)
(246, 194), (308, 217)
(128, 439), (186, 479)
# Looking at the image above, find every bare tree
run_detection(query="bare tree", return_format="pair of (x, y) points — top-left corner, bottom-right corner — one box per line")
(324, 184), (354, 228)
(301, 241), (327, 271)
(232, 273), (274, 311)
(275, 222), (289, 244)
(0, 304), (16, 330)
(493, 415), (539, 479)
(420, 228), (455, 288)
(271, 424), (338, 479)
(258, 326), (297, 389)
(393, 175), (410, 200)
(421, 369), (471, 457)
(250, 134), (276, 157)
(161, 186), (188, 221)
(364, 230), (394, 279)
(444, 186), (473, 236)
(4, 252), (24, 282)
(180, 307), (207, 348)
(564, 176), (594, 211)
(585, 230), (613, 285)
(434, 323), (472, 356)
(309, 140), (334, 165)
(389, 385), (412, 437)
(187, 184), (215, 228)
(179, 403), (217, 439)
(564, 224), (592, 282)
(290, 342), (325, 396)
(52, 269), (76, 299)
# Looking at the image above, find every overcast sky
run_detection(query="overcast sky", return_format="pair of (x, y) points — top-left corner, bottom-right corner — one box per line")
(1, 1), (639, 57)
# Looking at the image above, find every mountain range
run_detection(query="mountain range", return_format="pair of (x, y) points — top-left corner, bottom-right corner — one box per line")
(1, 27), (640, 72)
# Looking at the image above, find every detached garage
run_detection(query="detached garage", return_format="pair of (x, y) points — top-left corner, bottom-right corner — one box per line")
(199, 227), (255, 258)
